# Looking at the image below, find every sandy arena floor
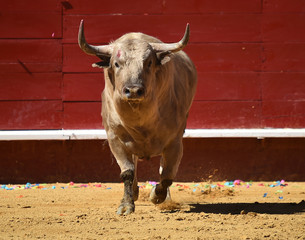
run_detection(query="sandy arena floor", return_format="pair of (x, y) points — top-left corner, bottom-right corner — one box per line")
(0, 181), (304, 240)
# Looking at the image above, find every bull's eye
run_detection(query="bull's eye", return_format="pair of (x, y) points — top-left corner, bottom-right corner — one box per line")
(114, 62), (120, 68)
(147, 60), (152, 68)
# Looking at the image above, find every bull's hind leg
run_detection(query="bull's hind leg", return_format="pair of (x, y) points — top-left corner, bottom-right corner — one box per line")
(150, 179), (173, 204)
(150, 139), (183, 204)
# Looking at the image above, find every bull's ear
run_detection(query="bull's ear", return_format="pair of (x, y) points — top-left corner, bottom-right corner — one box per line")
(157, 51), (172, 65)
(92, 61), (110, 68)
(92, 55), (111, 68)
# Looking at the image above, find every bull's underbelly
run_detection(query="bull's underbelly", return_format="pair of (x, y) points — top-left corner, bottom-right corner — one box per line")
(123, 138), (164, 159)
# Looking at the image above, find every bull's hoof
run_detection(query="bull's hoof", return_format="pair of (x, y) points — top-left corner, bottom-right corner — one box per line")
(149, 185), (171, 205)
(116, 202), (135, 216)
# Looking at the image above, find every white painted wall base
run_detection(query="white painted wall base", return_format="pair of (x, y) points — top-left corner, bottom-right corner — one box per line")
(1, 129), (305, 141)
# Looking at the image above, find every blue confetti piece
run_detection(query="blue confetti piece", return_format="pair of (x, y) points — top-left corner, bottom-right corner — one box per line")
(224, 182), (231, 186)
(263, 193), (268, 197)
(279, 196), (283, 200)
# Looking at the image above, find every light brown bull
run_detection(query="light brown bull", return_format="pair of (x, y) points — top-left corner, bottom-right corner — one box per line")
(78, 20), (197, 215)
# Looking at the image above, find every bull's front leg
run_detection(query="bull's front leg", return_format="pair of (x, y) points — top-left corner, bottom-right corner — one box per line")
(117, 156), (139, 215)
(117, 169), (135, 215)
(150, 139), (183, 204)
(108, 138), (138, 215)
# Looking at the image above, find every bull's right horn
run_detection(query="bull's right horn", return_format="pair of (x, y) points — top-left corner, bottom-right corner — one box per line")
(78, 19), (113, 56)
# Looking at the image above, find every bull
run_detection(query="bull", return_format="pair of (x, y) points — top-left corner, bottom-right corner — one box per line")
(78, 20), (197, 215)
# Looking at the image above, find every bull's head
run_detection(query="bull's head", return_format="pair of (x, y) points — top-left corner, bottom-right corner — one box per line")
(78, 20), (189, 103)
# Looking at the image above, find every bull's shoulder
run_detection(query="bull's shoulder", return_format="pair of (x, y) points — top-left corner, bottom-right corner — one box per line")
(159, 51), (197, 116)
(171, 51), (197, 86)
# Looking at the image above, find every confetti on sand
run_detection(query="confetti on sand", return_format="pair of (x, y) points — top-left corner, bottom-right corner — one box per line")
(0, 182), (111, 191)
(1, 179), (288, 201)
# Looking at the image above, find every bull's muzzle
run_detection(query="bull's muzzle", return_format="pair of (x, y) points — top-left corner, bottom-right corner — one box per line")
(122, 84), (145, 101)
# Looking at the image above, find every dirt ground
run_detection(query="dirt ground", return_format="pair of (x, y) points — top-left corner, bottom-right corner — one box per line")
(0, 181), (304, 240)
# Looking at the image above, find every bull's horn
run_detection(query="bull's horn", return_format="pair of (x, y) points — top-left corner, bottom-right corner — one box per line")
(78, 20), (113, 56)
(150, 23), (190, 53)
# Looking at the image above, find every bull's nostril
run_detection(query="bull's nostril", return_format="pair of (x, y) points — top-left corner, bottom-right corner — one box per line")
(124, 88), (131, 95)
(137, 88), (144, 97)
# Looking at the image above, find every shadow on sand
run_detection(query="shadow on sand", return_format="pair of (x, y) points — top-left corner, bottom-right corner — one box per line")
(186, 200), (305, 215)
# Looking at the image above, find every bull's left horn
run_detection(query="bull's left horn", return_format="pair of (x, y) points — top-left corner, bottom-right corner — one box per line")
(78, 19), (113, 56)
(150, 24), (190, 53)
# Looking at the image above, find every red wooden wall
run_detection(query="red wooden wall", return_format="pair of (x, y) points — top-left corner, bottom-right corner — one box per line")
(1, 0), (305, 130)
